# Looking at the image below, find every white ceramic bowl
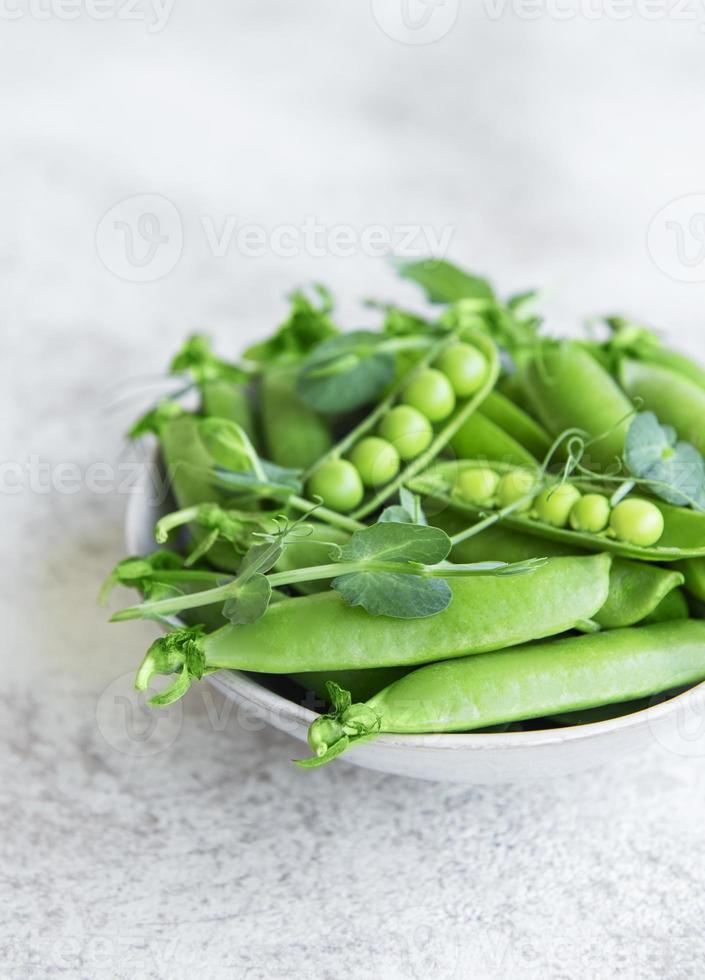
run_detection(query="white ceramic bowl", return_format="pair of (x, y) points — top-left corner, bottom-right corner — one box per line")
(125, 453), (703, 783)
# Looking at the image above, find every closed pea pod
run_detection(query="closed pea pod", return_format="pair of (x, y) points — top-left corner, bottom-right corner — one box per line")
(450, 412), (538, 469)
(618, 358), (705, 456)
(365, 620), (705, 734)
(260, 366), (333, 470)
(521, 343), (634, 470)
(179, 554), (611, 674)
(432, 512), (685, 629)
(478, 390), (553, 459)
(201, 379), (255, 439)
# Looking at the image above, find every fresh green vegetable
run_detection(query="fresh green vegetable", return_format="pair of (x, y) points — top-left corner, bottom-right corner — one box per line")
(435, 343), (487, 397)
(450, 412), (537, 468)
(609, 498), (664, 547)
(297, 621), (705, 764)
(307, 460), (364, 513)
(402, 368), (456, 422)
(113, 258), (705, 770)
(349, 437), (400, 488)
(521, 343), (634, 470)
(132, 555), (611, 702)
(378, 405), (433, 460)
(260, 367), (333, 469)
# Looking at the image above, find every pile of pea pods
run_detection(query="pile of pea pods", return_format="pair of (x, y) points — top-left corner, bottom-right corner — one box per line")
(107, 261), (705, 768)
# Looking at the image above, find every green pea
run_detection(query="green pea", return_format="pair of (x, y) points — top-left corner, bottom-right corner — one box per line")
(435, 343), (487, 397)
(455, 468), (500, 505)
(497, 469), (538, 510)
(402, 368), (456, 422)
(307, 716), (345, 756)
(533, 484), (582, 528)
(307, 460), (364, 513)
(378, 405), (433, 461)
(570, 493), (611, 533)
(609, 498), (664, 547)
(349, 436), (400, 488)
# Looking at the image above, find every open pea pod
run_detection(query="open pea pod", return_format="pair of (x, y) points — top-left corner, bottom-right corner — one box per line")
(410, 459), (705, 561)
(303, 329), (501, 521)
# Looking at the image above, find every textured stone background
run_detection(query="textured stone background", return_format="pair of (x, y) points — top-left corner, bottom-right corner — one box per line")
(3, 3), (705, 977)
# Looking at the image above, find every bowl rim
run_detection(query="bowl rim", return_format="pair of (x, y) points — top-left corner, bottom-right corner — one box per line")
(126, 450), (705, 752)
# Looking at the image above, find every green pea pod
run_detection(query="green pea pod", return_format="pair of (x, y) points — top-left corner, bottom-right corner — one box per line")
(674, 558), (705, 602)
(435, 512), (684, 628)
(199, 554), (611, 673)
(521, 343), (634, 469)
(449, 412), (537, 468)
(201, 379), (255, 439)
(618, 358), (705, 455)
(159, 416), (239, 572)
(160, 415), (225, 510)
(641, 587), (689, 625)
(411, 461), (705, 561)
(365, 620), (705, 733)
(479, 390), (553, 459)
(260, 367), (333, 469)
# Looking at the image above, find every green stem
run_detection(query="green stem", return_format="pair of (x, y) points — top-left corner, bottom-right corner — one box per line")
(154, 506), (202, 543)
(288, 495), (364, 533)
(112, 556), (524, 622)
(447, 490), (542, 547)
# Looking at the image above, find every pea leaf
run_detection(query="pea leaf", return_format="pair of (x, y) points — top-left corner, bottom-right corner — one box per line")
(128, 399), (184, 440)
(338, 522), (451, 565)
(624, 411), (705, 509)
(296, 331), (395, 412)
(222, 573), (272, 625)
(333, 571), (452, 619)
(379, 490), (427, 526)
(395, 258), (494, 303)
(244, 286), (338, 365)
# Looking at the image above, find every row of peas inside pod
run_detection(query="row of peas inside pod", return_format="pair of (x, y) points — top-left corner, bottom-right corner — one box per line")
(306, 342), (489, 513)
(453, 465), (665, 547)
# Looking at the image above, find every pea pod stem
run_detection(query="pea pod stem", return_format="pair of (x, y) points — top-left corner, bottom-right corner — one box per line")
(111, 557), (534, 621)
(288, 495), (364, 532)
